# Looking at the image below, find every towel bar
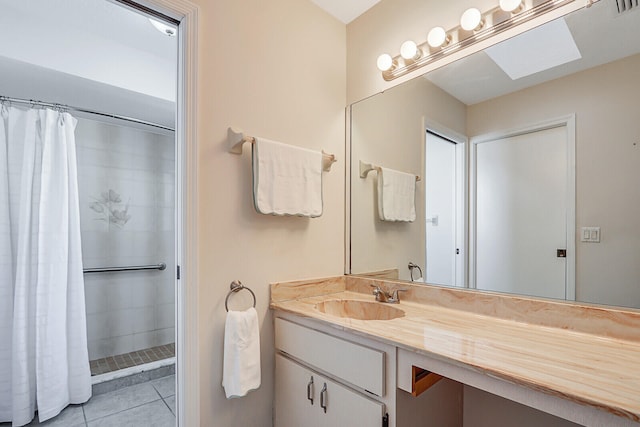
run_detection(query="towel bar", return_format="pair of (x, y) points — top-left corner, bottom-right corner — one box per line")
(359, 160), (421, 182)
(227, 127), (337, 172)
(225, 280), (257, 312)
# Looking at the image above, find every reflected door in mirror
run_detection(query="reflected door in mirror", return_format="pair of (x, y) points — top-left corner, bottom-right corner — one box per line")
(473, 125), (571, 300)
(425, 131), (463, 286)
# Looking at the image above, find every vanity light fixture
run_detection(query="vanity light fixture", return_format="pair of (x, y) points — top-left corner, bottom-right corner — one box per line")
(500, 0), (524, 13)
(400, 40), (422, 61)
(427, 27), (451, 48)
(460, 8), (484, 31)
(377, 53), (396, 71)
(376, 0), (588, 81)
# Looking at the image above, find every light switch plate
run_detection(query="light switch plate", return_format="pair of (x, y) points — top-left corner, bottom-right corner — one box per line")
(581, 227), (600, 243)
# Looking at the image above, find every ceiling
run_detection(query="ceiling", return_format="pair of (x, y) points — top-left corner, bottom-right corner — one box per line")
(0, 0), (176, 101)
(425, 0), (640, 105)
(4, 0), (635, 117)
(310, 0), (381, 23)
(0, 0), (177, 127)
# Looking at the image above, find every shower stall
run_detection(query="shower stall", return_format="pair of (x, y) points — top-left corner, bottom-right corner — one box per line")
(75, 117), (176, 377)
(0, 0), (178, 423)
(0, 98), (176, 426)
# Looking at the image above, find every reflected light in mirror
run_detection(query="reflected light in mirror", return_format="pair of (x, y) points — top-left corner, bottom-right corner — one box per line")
(460, 8), (484, 32)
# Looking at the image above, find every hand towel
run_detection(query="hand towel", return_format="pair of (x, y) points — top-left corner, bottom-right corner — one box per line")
(377, 167), (416, 222)
(252, 138), (323, 217)
(222, 307), (261, 399)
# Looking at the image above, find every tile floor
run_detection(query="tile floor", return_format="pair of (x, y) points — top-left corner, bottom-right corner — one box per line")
(2, 375), (175, 427)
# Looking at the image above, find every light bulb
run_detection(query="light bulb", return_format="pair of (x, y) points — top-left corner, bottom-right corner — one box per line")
(427, 27), (450, 48)
(376, 54), (395, 72)
(460, 8), (483, 32)
(400, 40), (421, 60)
(500, 0), (523, 12)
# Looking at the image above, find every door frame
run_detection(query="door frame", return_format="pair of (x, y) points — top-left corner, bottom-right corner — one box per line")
(110, 1), (200, 426)
(469, 114), (576, 300)
(424, 119), (468, 287)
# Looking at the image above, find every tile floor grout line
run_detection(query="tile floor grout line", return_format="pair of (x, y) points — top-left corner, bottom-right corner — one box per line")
(84, 397), (164, 423)
(161, 396), (175, 416)
(152, 383), (164, 400)
(82, 401), (89, 426)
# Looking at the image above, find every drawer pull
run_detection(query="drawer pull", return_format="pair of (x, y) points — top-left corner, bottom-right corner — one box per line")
(320, 383), (328, 413)
(307, 376), (314, 405)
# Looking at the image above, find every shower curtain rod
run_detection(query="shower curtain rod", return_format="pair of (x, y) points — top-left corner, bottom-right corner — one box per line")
(0, 95), (175, 132)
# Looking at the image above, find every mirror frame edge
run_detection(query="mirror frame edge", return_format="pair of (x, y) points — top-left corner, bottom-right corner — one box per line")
(344, 0), (606, 296)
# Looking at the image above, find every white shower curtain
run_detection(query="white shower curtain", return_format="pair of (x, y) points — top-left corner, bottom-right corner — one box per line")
(0, 105), (91, 426)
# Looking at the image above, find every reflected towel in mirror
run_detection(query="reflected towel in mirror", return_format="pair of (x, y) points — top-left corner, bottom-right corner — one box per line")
(378, 167), (416, 222)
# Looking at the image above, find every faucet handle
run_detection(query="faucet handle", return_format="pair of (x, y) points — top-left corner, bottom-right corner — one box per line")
(390, 289), (408, 301)
(370, 284), (388, 302)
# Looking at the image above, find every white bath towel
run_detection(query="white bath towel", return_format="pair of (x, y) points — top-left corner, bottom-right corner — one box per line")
(252, 138), (323, 217)
(222, 307), (261, 399)
(377, 167), (416, 222)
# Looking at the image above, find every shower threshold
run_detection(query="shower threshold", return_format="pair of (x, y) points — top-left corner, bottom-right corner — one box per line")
(90, 343), (175, 378)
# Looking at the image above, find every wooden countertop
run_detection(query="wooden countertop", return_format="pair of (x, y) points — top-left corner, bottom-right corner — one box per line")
(270, 283), (640, 424)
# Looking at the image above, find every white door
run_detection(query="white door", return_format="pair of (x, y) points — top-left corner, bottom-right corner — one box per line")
(425, 132), (458, 286)
(472, 124), (573, 300)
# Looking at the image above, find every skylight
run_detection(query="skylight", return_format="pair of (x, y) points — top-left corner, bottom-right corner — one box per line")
(485, 18), (582, 80)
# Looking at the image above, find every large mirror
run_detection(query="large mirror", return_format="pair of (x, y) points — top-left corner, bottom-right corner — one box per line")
(349, 1), (640, 309)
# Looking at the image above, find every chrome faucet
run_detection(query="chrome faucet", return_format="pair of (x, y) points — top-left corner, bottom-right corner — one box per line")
(370, 284), (408, 304)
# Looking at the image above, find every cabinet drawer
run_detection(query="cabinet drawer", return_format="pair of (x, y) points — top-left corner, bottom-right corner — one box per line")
(275, 317), (385, 396)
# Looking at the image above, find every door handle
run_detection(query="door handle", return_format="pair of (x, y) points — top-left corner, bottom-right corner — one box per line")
(306, 376), (314, 405)
(320, 383), (328, 413)
(557, 249), (567, 258)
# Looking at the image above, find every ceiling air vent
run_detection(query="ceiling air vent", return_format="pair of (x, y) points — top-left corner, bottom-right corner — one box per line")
(615, 0), (639, 14)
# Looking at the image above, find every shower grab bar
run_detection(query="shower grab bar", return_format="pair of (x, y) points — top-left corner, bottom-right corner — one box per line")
(83, 263), (166, 274)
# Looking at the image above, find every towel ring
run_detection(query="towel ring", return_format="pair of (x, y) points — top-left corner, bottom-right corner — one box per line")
(225, 280), (257, 312)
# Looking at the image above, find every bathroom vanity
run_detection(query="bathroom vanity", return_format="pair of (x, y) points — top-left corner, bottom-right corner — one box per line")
(271, 276), (640, 427)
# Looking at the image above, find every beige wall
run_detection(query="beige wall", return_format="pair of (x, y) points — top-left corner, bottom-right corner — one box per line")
(468, 54), (640, 309)
(350, 76), (466, 280)
(194, 0), (345, 425)
(463, 386), (580, 427)
(191, 0), (636, 424)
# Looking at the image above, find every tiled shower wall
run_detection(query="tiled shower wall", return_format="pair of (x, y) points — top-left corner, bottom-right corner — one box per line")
(75, 118), (175, 361)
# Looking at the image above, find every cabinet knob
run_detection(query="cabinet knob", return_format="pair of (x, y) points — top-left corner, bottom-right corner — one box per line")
(320, 383), (328, 413)
(307, 376), (314, 405)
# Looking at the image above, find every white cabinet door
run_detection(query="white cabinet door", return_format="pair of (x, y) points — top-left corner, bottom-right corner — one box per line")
(276, 354), (386, 427)
(275, 354), (319, 427)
